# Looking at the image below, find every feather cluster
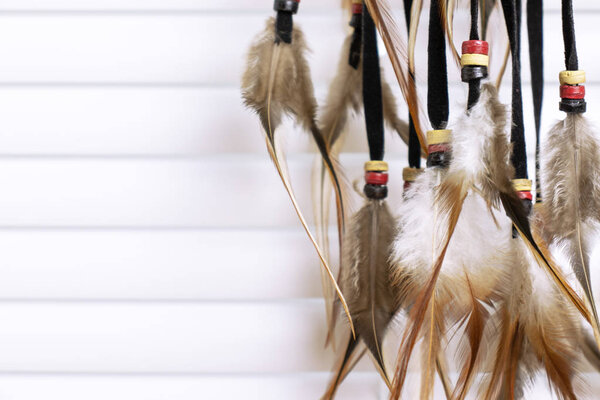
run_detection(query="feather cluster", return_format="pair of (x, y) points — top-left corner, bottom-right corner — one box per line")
(240, 3), (600, 399)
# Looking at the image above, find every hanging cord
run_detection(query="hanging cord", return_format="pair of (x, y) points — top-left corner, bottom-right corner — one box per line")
(403, 0), (421, 170)
(562, 0), (578, 71)
(363, 2), (389, 199)
(349, 2), (363, 69)
(558, 0), (586, 114)
(527, 0), (544, 202)
(426, 0), (451, 168)
(461, 0), (488, 109)
(273, 0), (299, 43)
(501, 0), (527, 180)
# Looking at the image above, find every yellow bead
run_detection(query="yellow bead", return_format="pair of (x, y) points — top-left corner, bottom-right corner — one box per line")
(427, 129), (452, 145)
(402, 167), (423, 182)
(364, 160), (388, 172)
(460, 53), (489, 67)
(559, 70), (586, 85)
(512, 179), (532, 192)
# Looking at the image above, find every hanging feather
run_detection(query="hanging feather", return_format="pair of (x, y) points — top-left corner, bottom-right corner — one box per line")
(538, 0), (600, 351)
(540, 113), (600, 350)
(480, 238), (584, 400)
(315, 9), (412, 346)
(241, 15), (355, 335)
(322, 199), (397, 399)
(391, 84), (512, 400)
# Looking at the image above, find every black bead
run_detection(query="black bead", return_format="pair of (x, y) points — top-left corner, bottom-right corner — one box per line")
(274, 11), (293, 44)
(461, 65), (488, 82)
(273, 0), (299, 13)
(426, 151), (451, 168)
(364, 184), (388, 199)
(559, 98), (587, 113)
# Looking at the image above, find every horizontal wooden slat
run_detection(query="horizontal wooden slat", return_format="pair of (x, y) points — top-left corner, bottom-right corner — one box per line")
(0, 83), (599, 156)
(0, 373), (385, 400)
(0, 0), (595, 12)
(0, 13), (596, 86)
(0, 149), (567, 228)
(0, 302), (379, 374)
(0, 226), (597, 300)
(0, 229), (327, 300)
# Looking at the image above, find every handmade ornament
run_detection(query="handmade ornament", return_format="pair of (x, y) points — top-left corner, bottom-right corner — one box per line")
(315, 0), (410, 348)
(322, 5), (399, 397)
(539, 0), (600, 352)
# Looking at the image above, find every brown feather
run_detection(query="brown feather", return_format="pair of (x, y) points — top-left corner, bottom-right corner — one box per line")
(364, 0), (428, 155)
(481, 240), (582, 400)
(241, 18), (355, 336)
(452, 275), (490, 400)
(541, 113), (600, 349)
(442, 0), (461, 66)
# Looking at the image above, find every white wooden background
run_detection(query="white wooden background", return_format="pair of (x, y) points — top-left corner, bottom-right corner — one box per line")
(0, 0), (597, 399)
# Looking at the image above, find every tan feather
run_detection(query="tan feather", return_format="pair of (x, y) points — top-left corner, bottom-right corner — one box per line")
(364, 0), (428, 155)
(443, 0), (461, 66)
(541, 113), (600, 350)
(407, 0), (423, 75)
(315, 31), (411, 347)
(241, 18), (355, 336)
(451, 274), (491, 400)
(322, 200), (398, 398)
(481, 241), (582, 400)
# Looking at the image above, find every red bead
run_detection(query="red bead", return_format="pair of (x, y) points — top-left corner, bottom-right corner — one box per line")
(403, 181), (412, 191)
(365, 171), (388, 185)
(516, 191), (533, 201)
(428, 143), (450, 153)
(560, 84), (585, 99)
(461, 40), (489, 56)
(351, 3), (362, 14)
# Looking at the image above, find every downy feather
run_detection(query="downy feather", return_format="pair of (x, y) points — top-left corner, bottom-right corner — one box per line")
(541, 113), (600, 350)
(391, 84), (513, 399)
(481, 238), (583, 400)
(241, 18), (355, 335)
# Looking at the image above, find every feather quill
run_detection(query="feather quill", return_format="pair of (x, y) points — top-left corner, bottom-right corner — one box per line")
(241, 18), (355, 336)
(540, 113), (600, 350)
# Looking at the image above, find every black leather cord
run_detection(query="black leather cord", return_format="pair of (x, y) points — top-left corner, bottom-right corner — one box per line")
(561, 0), (578, 70)
(363, 2), (385, 161)
(527, 0), (543, 202)
(403, 0), (421, 168)
(501, 0), (528, 179)
(467, 0), (481, 109)
(427, 0), (449, 130)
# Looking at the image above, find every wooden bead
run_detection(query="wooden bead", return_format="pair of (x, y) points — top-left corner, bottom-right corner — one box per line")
(560, 84), (585, 99)
(427, 129), (451, 145)
(460, 54), (489, 67)
(461, 40), (489, 55)
(364, 160), (388, 172)
(559, 70), (585, 85)
(365, 171), (389, 185)
(512, 179), (532, 192)
(402, 167), (423, 182)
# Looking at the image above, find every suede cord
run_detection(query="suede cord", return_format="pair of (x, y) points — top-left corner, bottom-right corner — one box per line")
(527, 0), (544, 202)
(362, 2), (385, 161)
(404, 0), (421, 168)
(501, 0), (528, 179)
(427, 0), (449, 130)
